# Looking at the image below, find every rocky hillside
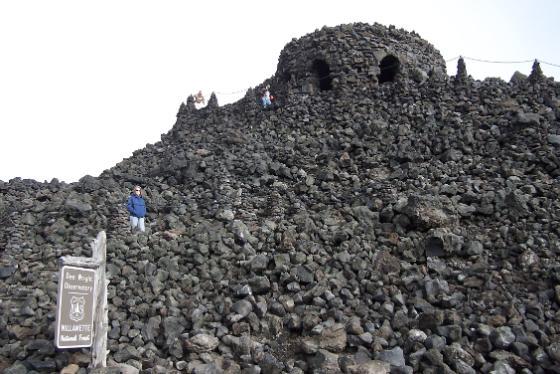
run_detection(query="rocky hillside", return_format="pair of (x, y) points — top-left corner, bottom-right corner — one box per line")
(1, 22), (560, 374)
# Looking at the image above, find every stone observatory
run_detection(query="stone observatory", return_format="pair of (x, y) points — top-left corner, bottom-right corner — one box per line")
(271, 22), (447, 97)
(1, 21), (560, 374)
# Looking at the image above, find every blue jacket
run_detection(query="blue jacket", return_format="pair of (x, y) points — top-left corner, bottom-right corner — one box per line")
(127, 194), (146, 218)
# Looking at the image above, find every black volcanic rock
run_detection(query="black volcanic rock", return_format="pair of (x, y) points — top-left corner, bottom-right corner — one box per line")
(1, 22), (560, 372)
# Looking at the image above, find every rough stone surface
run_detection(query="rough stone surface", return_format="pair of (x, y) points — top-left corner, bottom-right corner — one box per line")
(1, 21), (559, 373)
(184, 334), (220, 353)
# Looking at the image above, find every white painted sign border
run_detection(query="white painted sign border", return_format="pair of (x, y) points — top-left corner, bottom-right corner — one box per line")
(55, 265), (97, 348)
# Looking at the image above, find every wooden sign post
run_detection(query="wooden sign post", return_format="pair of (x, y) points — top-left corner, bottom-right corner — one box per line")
(56, 231), (108, 369)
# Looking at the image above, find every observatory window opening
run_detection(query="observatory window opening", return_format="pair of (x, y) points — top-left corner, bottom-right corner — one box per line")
(312, 59), (333, 91)
(378, 55), (400, 84)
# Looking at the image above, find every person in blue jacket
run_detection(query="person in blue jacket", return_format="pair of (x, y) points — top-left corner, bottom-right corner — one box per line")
(127, 185), (146, 232)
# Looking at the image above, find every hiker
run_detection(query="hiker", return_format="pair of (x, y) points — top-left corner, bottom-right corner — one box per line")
(127, 185), (146, 233)
(261, 85), (272, 108)
(194, 90), (205, 105)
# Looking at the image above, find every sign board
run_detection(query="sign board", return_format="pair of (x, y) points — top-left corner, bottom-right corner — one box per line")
(55, 266), (97, 348)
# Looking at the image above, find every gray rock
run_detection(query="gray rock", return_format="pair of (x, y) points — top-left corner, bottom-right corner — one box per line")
(231, 299), (253, 318)
(400, 195), (456, 230)
(510, 71), (527, 84)
(436, 325), (462, 342)
(216, 209), (235, 221)
(227, 300), (253, 323)
(548, 341), (560, 363)
(424, 277), (450, 299)
(346, 317), (364, 335)
(0, 265), (17, 278)
(162, 316), (185, 343)
(424, 335), (446, 351)
(490, 326), (516, 349)
(250, 254), (269, 272)
(443, 343), (475, 367)
(241, 364), (262, 374)
(184, 334), (219, 353)
(375, 347), (405, 368)
(407, 329), (427, 343)
(90, 364), (140, 374)
(257, 353), (284, 374)
(294, 265), (314, 284)
(113, 346), (141, 363)
(192, 362), (223, 374)
(141, 316), (161, 342)
(504, 190), (529, 218)
(25, 339), (54, 355)
(301, 323), (347, 353)
(65, 198), (92, 213)
(425, 228), (464, 257)
(453, 360), (476, 374)
(249, 276), (271, 294)
(492, 360), (516, 374)
(518, 249), (539, 268)
(465, 240), (483, 255)
(514, 111), (540, 127)
(346, 360), (390, 374)
(424, 348), (445, 366)
(4, 362), (28, 374)
(548, 134), (560, 145)
(372, 250), (401, 274)
(418, 311), (444, 331)
(307, 349), (340, 373)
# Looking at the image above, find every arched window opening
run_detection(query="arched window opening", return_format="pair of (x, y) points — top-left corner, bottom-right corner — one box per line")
(377, 55), (400, 84)
(312, 59), (333, 91)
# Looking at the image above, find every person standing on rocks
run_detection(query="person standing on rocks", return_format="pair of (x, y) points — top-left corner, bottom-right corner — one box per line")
(194, 90), (205, 105)
(261, 85), (272, 108)
(127, 185), (146, 233)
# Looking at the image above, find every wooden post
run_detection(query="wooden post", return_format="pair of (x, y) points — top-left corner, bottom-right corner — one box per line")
(60, 231), (108, 368)
(90, 231), (108, 369)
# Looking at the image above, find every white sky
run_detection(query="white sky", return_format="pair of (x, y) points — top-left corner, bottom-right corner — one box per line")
(1, 0), (559, 183)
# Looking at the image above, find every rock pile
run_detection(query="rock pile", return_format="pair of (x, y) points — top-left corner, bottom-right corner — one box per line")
(1, 22), (560, 374)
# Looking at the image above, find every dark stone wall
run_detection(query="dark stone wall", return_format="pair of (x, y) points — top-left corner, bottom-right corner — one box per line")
(275, 23), (446, 96)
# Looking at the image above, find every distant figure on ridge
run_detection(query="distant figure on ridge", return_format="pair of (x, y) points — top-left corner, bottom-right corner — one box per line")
(261, 85), (272, 109)
(127, 185), (146, 233)
(194, 90), (206, 108)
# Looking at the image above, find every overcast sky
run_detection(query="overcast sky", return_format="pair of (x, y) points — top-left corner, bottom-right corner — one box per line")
(1, 0), (559, 183)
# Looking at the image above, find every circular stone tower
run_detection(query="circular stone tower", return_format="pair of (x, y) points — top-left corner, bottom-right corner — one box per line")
(272, 22), (447, 97)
